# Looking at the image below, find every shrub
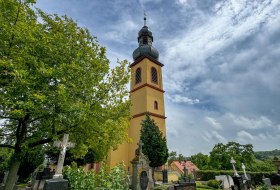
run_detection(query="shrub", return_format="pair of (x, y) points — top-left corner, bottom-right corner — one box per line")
(207, 179), (220, 189)
(65, 163), (129, 190)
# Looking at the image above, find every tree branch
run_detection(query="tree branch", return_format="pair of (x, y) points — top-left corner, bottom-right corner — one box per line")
(0, 144), (15, 149)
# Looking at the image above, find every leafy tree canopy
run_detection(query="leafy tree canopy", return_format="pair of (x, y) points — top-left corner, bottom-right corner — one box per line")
(189, 153), (209, 170)
(209, 142), (254, 170)
(0, 0), (130, 188)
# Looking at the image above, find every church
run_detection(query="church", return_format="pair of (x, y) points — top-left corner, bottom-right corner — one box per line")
(107, 16), (167, 172)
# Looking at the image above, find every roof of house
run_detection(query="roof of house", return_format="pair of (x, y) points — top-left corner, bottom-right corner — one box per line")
(171, 160), (199, 174)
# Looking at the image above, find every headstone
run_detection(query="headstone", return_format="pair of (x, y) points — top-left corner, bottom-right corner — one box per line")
(232, 176), (244, 190)
(162, 169), (168, 183)
(53, 134), (75, 179)
(262, 178), (272, 189)
(216, 175), (234, 189)
(43, 178), (68, 190)
(41, 134), (74, 190)
(131, 140), (153, 190)
(173, 160), (196, 190)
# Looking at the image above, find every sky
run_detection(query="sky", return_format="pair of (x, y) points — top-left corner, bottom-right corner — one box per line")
(36, 0), (280, 156)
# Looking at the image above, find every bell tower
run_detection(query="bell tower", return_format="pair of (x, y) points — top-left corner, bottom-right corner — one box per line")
(129, 15), (166, 165)
(108, 15), (166, 171)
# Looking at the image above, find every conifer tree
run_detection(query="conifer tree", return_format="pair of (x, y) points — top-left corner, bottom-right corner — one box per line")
(140, 115), (168, 178)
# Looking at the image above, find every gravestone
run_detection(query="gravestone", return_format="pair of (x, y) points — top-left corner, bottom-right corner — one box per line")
(43, 134), (74, 190)
(241, 163), (252, 190)
(174, 160), (196, 190)
(162, 169), (168, 183)
(215, 175), (234, 189)
(131, 140), (153, 190)
(262, 178), (272, 189)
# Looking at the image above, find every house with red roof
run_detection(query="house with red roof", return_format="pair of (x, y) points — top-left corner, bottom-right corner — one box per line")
(170, 160), (199, 175)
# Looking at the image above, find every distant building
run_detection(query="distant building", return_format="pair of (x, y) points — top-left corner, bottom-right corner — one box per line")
(170, 160), (199, 175)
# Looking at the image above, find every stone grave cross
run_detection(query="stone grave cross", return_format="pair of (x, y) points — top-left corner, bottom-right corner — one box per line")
(138, 140), (144, 155)
(183, 166), (188, 177)
(241, 163), (248, 179)
(230, 157), (239, 177)
(53, 134), (75, 178)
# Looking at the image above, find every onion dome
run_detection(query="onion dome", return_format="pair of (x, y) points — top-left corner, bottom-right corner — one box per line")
(132, 15), (159, 61)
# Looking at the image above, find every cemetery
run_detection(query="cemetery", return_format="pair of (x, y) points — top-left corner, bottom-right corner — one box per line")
(1, 0), (280, 190)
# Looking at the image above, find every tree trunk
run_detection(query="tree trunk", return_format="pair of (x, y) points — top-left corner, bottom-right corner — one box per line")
(152, 167), (155, 186)
(4, 156), (21, 190)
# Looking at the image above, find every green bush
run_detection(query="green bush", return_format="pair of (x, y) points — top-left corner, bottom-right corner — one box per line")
(196, 170), (277, 185)
(207, 179), (220, 189)
(65, 163), (129, 190)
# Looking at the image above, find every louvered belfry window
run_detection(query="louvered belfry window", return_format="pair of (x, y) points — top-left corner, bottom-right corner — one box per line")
(135, 68), (141, 84)
(151, 67), (158, 83)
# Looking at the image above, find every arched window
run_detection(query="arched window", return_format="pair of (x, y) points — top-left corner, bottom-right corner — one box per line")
(135, 67), (141, 84)
(151, 67), (158, 83)
(154, 101), (158, 110)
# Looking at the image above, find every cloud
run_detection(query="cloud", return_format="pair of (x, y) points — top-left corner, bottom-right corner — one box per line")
(236, 130), (254, 142)
(167, 94), (199, 104)
(205, 116), (222, 130)
(202, 131), (226, 143)
(228, 114), (273, 130)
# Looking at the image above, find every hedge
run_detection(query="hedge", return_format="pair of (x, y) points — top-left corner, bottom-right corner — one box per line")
(196, 170), (277, 185)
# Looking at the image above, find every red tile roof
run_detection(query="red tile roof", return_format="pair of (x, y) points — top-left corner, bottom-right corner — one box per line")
(172, 160), (199, 174)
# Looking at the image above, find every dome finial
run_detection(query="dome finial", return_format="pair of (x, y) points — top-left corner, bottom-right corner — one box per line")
(144, 11), (147, 26)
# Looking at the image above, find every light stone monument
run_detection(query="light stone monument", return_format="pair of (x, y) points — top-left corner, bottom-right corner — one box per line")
(53, 134), (75, 179)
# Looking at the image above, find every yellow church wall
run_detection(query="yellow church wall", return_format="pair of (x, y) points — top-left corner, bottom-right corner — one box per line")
(146, 89), (165, 116)
(107, 141), (129, 170)
(130, 88), (147, 115)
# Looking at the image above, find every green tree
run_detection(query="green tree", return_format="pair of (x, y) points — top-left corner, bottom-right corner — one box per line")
(0, 0), (130, 189)
(209, 142), (254, 170)
(189, 153), (209, 170)
(250, 159), (275, 172)
(140, 115), (168, 180)
(168, 151), (177, 165)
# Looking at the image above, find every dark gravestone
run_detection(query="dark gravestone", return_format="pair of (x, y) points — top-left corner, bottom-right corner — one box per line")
(232, 176), (245, 190)
(36, 167), (54, 180)
(0, 171), (4, 184)
(162, 170), (168, 183)
(241, 174), (252, 190)
(271, 171), (280, 185)
(140, 171), (148, 190)
(43, 178), (68, 190)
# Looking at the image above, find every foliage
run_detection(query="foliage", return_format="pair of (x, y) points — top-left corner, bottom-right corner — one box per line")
(17, 148), (44, 182)
(209, 142), (254, 170)
(168, 151), (177, 165)
(250, 159), (275, 172)
(190, 153), (210, 170)
(196, 170), (277, 185)
(65, 163), (129, 190)
(0, 0), (130, 188)
(140, 115), (168, 168)
(0, 148), (13, 171)
(207, 179), (220, 189)
(255, 149), (280, 160)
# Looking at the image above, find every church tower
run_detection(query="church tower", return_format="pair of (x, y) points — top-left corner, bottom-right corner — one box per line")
(108, 16), (166, 171)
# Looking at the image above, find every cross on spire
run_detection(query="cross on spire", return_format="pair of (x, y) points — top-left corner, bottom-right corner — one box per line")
(144, 11), (147, 26)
